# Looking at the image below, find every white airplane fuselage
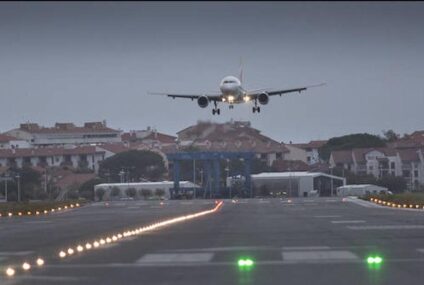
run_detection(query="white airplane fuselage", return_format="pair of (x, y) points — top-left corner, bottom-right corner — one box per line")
(219, 75), (247, 104)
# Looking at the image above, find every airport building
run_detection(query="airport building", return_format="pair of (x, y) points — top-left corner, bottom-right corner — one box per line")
(94, 181), (200, 201)
(248, 171), (346, 197)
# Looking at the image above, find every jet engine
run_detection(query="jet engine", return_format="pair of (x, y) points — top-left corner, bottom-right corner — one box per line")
(197, 96), (209, 108)
(258, 92), (269, 105)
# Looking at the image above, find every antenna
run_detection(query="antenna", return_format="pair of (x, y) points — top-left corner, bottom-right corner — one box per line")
(239, 57), (243, 84)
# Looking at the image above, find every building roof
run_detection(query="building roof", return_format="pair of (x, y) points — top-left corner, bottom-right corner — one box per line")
(251, 171), (345, 181)
(0, 146), (105, 158)
(13, 122), (120, 134)
(397, 148), (420, 162)
(94, 181), (199, 188)
(331, 150), (353, 164)
(272, 160), (309, 172)
(291, 140), (327, 150)
(0, 134), (18, 143)
(177, 121), (288, 154)
(143, 132), (177, 144)
(352, 147), (398, 163)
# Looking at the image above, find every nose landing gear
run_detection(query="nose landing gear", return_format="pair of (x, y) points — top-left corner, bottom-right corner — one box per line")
(252, 99), (260, 113)
(212, 100), (220, 115)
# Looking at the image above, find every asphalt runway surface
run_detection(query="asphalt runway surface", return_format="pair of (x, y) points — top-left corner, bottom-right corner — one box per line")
(1, 197), (424, 285)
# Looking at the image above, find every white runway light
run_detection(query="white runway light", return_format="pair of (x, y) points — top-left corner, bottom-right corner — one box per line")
(5, 267), (15, 277)
(22, 262), (31, 271)
(36, 258), (44, 266)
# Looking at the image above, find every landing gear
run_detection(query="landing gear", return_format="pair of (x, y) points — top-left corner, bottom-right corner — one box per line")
(212, 108), (221, 115)
(212, 100), (220, 115)
(252, 99), (260, 113)
(229, 105), (234, 109)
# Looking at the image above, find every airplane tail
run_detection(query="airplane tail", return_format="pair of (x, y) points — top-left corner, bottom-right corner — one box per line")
(239, 57), (243, 84)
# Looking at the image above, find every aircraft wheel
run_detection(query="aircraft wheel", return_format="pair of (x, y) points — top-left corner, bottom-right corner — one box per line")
(212, 109), (216, 115)
(257, 107), (261, 113)
(217, 108), (221, 115)
(252, 107), (256, 113)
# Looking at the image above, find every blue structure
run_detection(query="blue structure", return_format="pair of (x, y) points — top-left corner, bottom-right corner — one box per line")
(167, 151), (255, 199)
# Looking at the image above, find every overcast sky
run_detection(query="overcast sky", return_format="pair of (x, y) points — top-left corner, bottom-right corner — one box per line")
(1, 2), (423, 143)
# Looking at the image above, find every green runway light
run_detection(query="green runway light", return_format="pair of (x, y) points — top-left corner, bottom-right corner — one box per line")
(238, 258), (254, 267)
(367, 256), (383, 264)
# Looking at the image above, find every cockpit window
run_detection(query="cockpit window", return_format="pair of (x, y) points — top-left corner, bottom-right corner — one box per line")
(224, 80), (235, 84)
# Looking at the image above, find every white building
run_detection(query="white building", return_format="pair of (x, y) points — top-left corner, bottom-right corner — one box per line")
(0, 146), (106, 173)
(329, 147), (424, 190)
(5, 121), (122, 147)
(94, 181), (200, 201)
(245, 171), (346, 197)
(290, 140), (327, 165)
(0, 134), (31, 149)
(336, 184), (389, 197)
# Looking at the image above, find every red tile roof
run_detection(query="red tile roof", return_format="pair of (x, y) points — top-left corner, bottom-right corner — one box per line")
(272, 160), (309, 172)
(397, 149), (420, 162)
(0, 134), (17, 143)
(292, 140), (328, 149)
(143, 132), (176, 144)
(331, 150), (353, 164)
(177, 121), (288, 153)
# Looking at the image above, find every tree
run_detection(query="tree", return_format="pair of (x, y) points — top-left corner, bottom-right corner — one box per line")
(2, 167), (42, 201)
(126, 188), (137, 198)
(98, 150), (166, 182)
(96, 188), (106, 201)
(110, 187), (121, 198)
(79, 178), (106, 201)
(377, 176), (407, 194)
(319, 133), (387, 161)
(382, 129), (400, 142)
(140, 189), (152, 200)
(258, 184), (270, 197)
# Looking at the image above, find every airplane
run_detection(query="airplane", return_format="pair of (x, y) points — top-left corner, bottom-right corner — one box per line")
(149, 67), (325, 115)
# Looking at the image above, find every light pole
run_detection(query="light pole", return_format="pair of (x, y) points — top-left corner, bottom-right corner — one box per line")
(193, 159), (196, 199)
(16, 174), (21, 202)
(225, 159), (230, 199)
(119, 170), (125, 183)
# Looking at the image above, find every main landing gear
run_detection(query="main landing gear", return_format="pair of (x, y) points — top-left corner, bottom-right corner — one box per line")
(212, 100), (220, 115)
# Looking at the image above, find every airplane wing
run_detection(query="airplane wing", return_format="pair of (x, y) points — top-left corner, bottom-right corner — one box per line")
(246, 83), (326, 97)
(148, 92), (222, 101)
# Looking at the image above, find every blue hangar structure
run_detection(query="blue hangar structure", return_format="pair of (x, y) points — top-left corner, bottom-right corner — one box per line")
(166, 151), (255, 199)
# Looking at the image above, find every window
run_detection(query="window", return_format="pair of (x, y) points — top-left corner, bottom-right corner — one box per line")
(391, 162), (395, 169)
(261, 153), (267, 159)
(276, 152), (282, 159)
(403, 170), (410, 177)
(414, 170), (418, 177)
(307, 157), (311, 162)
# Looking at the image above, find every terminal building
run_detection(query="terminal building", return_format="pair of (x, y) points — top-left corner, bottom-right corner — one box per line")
(248, 172), (346, 197)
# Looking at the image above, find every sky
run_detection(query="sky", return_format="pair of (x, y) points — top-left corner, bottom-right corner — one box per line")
(1, 2), (423, 143)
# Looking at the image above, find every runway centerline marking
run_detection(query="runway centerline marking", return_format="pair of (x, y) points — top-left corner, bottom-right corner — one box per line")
(282, 250), (359, 262)
(331, 220), (366, 224)
(348, 225), (424, 230)
(136, 253), (214, 264)
(314, 215), (342, 218)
